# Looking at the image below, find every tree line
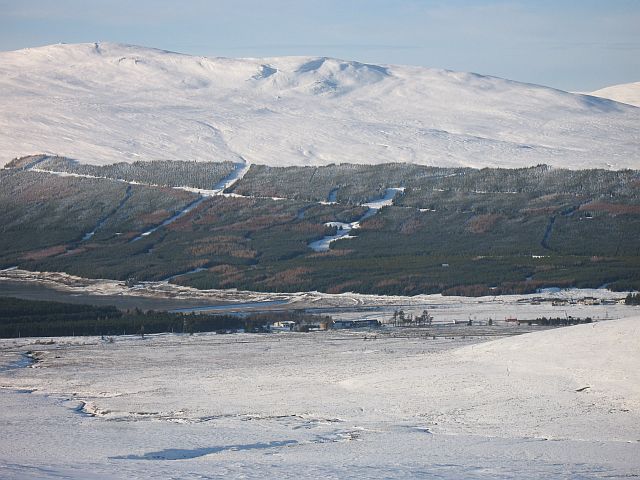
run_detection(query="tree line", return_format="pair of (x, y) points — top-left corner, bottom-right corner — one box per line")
(625, 293), (640, 305)
(0, 297), (327, 338)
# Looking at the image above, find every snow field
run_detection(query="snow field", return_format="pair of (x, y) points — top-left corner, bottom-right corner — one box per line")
(1, 42), (638, 170)
(0, 316), (639, 478)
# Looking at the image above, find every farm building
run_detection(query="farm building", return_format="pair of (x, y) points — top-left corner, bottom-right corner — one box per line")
(332, 320), (381, 330)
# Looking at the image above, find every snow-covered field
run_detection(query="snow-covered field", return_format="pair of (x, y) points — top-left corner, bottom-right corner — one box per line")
(1, 42), (638, 170)
(0, 316), (638, 479)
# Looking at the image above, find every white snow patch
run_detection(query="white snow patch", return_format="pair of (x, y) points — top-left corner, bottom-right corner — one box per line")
(309, 188), (403, 252)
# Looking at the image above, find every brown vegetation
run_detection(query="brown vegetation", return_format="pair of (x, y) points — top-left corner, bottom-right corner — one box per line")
(138, 209), (172, 225)
(398, 216), (424, 235)
(468, 214), (502, 234)
(326, 280), (362, 294)
(206, 264), (247, 288)
(188, 238), (257, 259)
(579, 202), (640, 216)
(22, 245), (67, 260)
(261, 267), (312, 289)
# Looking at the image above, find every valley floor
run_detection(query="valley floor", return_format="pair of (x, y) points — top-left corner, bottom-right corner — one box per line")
(1, 317), (639, 479)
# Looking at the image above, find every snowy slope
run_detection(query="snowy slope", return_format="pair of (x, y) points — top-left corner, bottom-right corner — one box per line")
(589, 81), (640, 108)
(1, 317), (639, 478)
(343, 316), (640, 441)
(0, 42), (639, 169)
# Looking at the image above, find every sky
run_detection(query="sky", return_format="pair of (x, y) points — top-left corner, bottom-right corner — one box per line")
(0, 0), (639, 91)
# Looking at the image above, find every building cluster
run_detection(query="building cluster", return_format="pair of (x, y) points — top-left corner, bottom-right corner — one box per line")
(270, 319), (381, 332)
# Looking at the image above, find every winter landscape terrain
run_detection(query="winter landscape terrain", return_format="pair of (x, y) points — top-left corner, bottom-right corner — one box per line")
(1, 40), (639, 479)
(0, 42), (639, 170)
(2, 157), (640, 296)
(1, 266), (639, 478)
(1, 313), (639, 478)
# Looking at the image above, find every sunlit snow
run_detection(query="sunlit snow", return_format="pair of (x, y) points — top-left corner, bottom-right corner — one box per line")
(0, 317), (638, 478)
(1, 42), (638, 169)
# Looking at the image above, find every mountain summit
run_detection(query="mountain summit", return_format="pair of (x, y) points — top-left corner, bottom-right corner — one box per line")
(1, 42), (638, 169)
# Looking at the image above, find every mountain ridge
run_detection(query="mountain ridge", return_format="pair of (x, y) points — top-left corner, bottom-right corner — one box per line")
(1, 42), (638, 169)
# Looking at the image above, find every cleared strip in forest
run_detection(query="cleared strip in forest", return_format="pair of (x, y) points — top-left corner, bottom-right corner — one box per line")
(30, 167), (222, 196)
(130, 196), (209, 242)
(82, 185), (133, 241)
(541, 216), (556, 250)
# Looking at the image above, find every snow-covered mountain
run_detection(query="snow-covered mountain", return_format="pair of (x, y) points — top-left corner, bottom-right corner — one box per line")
(589, 81), (640, 108)
(0, 42), (638, 169)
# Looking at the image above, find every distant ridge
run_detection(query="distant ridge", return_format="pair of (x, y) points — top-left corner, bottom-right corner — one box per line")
(589, 81), (640, 108)
(0, 42), (638, 169)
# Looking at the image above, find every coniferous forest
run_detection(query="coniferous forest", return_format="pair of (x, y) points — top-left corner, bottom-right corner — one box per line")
(2, 157), (639, 296)
(0, 296), (326, 338)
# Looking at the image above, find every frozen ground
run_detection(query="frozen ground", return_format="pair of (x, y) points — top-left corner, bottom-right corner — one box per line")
(0, 316), (639, 479)
(1, 42), (639, 170)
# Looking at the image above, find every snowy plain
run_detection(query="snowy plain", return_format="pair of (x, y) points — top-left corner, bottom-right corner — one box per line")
(0, 316), (639, 479)
(0, 267), (639, 478)
(1, 42), (639, 170)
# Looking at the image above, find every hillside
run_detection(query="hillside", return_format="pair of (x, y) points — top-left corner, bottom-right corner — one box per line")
(589, 81), (640, 108)
(2, 158), (639, 295)
(346, 316), (640, 441)
(1, 42), (638, 169)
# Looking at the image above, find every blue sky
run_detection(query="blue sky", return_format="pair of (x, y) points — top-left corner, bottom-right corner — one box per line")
(1, 0), (638, 91)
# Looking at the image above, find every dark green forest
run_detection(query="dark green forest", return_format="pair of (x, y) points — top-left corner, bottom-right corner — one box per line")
(2, 158), (639, 296)
(0, 296), (324, 338)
